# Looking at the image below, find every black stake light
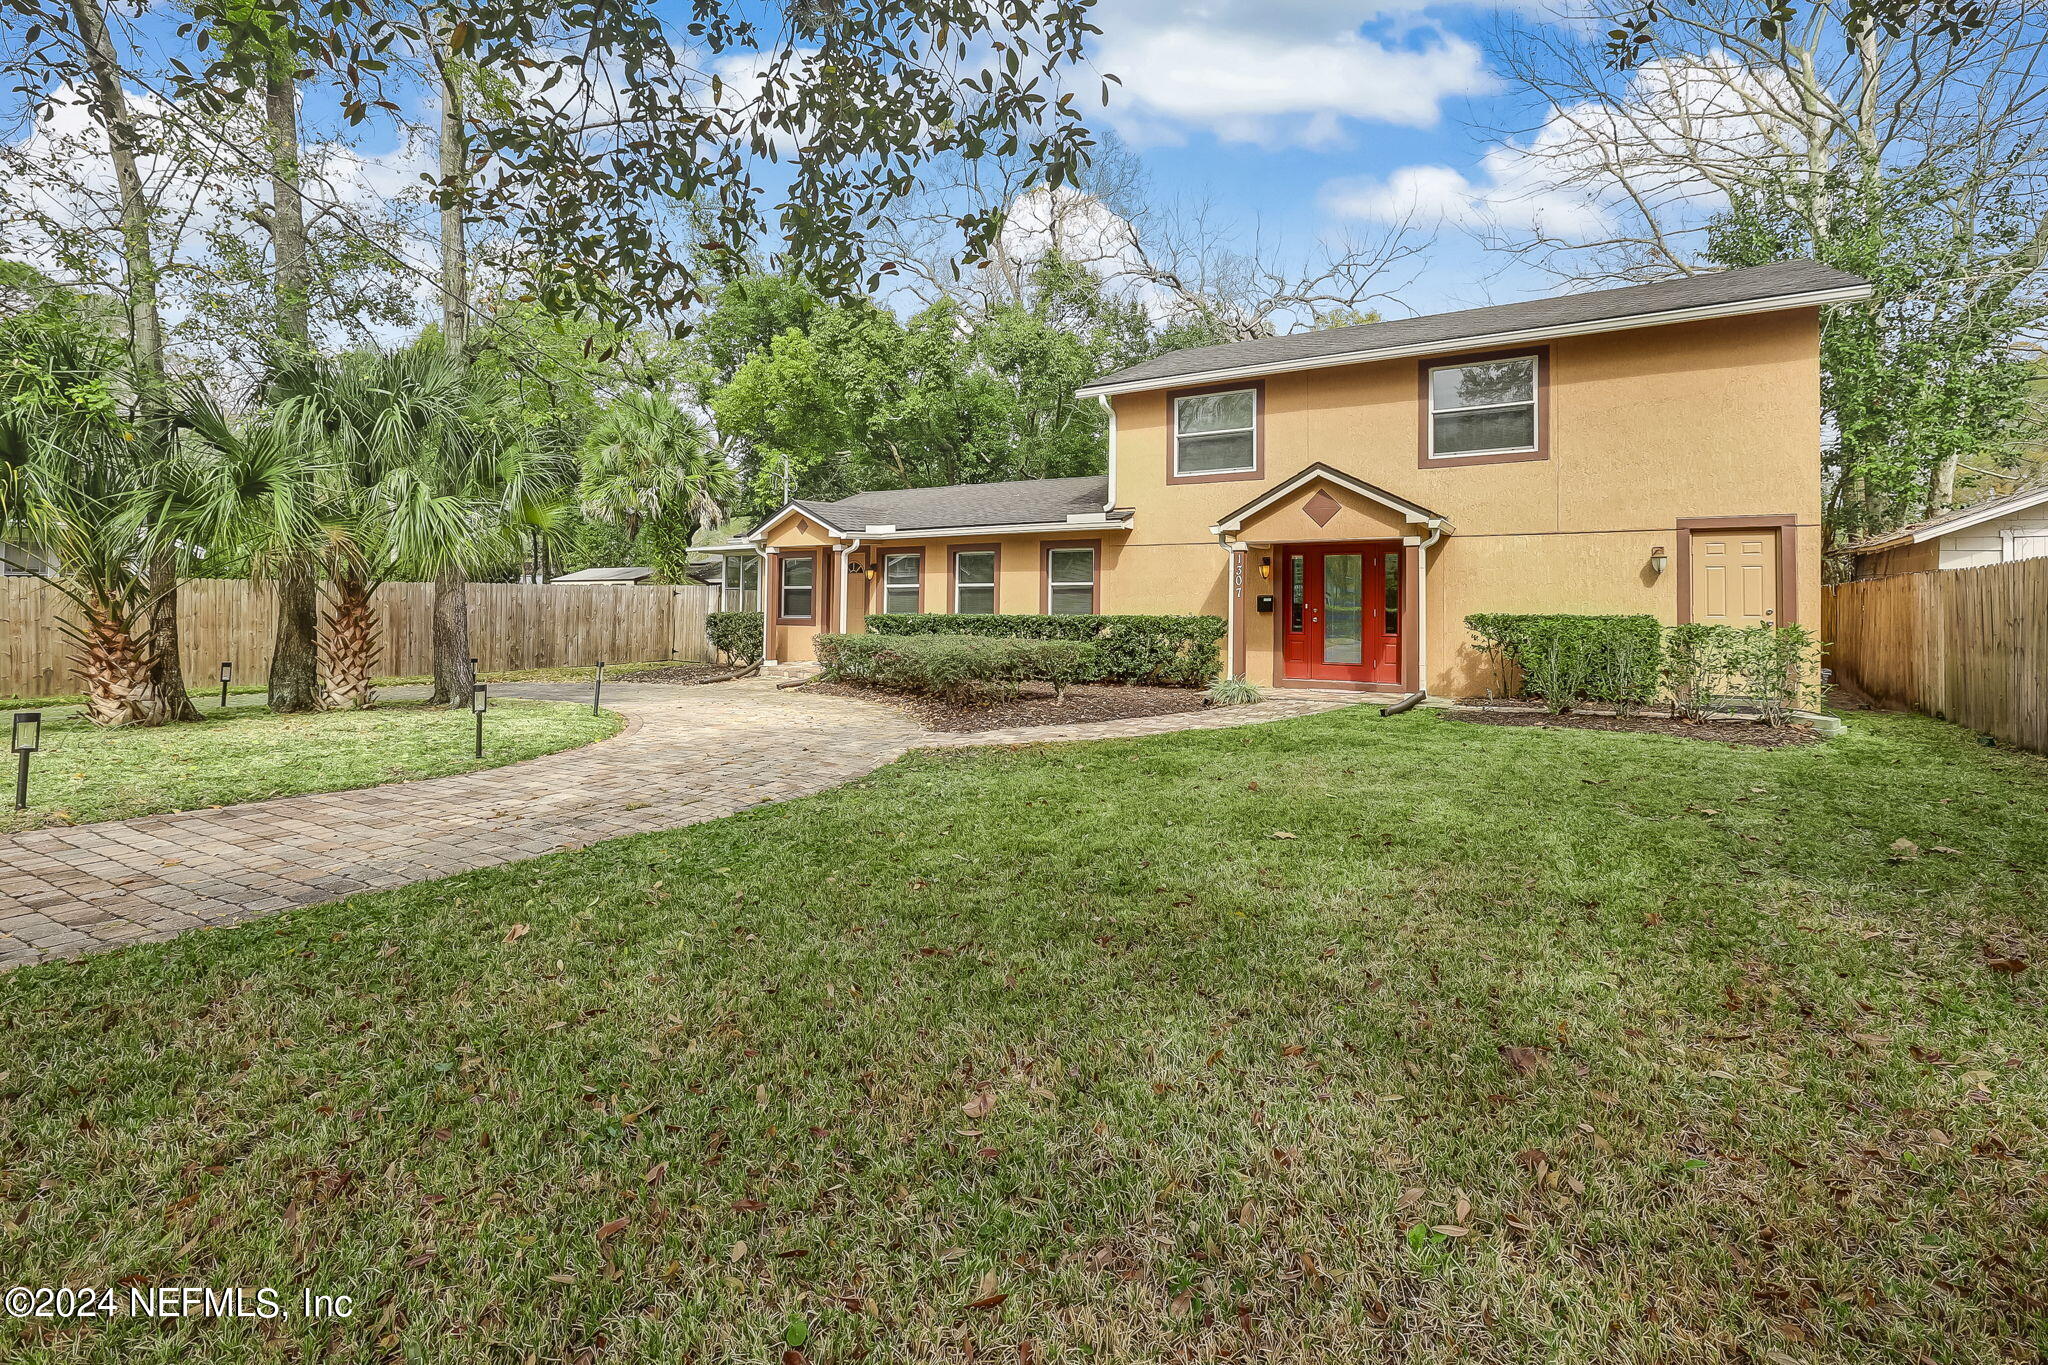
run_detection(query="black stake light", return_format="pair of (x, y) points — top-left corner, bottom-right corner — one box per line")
(12, 710), (41, 812)
(593, 659), (605, 716)
(218, 660), (232, 708)
(472, 684), (489, 758)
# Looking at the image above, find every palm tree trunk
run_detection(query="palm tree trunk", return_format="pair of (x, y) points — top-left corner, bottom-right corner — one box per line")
(269, 566), (322, 712)
(430, 563), (474, 707)
(71, 594), (168, 728)
(321, 573), (380, 709)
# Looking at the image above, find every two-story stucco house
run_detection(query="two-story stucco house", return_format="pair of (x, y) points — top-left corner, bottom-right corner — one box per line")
(709, 261), (1870, 696)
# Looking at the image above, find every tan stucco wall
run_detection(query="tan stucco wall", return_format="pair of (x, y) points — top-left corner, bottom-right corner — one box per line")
(757, 528), (1129, 661)
(1110, 309), (1825, 693)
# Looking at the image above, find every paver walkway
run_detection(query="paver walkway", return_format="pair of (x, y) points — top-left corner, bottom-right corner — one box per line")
(0, 678), (1365, 968)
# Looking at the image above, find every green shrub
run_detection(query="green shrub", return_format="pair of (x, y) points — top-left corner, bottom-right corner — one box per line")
(816, 633), (1100, 703)
(1724, 623), (1821, 726)
(1462, 613), (1662, 712)
(707, 611), (764, 665)
(1661, 622), (1734, 721)
(865, 613), (1224, 686)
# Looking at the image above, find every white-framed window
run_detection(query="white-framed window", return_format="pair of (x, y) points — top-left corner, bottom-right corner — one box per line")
(1046, 545), (1097, 615)
(953, 549), (997, 614)
(880, 551), (922, 614)
(777, 552), (815, 620)
(1426, 355), (1540, 459)
(720, 555), (759, 612)
(1172, 386), (1258, 476)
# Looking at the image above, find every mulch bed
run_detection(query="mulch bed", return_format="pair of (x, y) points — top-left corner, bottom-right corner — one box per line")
(616, 664), (747, 684)
(807, 680), (1213, 733)
(1449, 706), (1822, 748)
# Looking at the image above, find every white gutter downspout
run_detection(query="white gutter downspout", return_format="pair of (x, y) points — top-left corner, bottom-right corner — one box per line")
(1216, 530), (1241, 680)
(1415, 523), (1444, 695)
(1098, 394), (1117, 512)
(761, 548), (778, 666)
(838, 538), (862, 634)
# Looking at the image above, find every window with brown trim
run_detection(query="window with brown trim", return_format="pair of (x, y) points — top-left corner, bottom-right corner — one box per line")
(1168, 381), (1264, 483)
(775, 551), (818, 623)
(950, 545), (998, 614)
(1418, 348), (1548, 466)
(1043, 541), (1099, 615)
(879, 549), (923, 614)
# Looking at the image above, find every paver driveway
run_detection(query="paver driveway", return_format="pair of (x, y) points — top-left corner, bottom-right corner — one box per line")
(0, 677), (1363, 968)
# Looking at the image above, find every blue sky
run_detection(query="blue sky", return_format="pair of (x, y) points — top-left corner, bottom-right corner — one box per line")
(1077, 0), (1570, 317)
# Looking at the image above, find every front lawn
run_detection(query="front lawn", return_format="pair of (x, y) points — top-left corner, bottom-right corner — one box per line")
(3, 710), (2044, 1361)
(1, 700), (620, 832)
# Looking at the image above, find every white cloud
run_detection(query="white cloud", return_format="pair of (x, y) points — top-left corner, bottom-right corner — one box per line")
(1092, 0), (1497, 148)
(1324, 53), (1791, 242)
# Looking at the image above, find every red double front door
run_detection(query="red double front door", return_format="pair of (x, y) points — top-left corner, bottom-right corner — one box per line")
(1279, 543), (1403, 684)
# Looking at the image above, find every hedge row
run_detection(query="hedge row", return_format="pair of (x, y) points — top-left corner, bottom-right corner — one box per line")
(817, 633), (1097, 704)
(706, 611), (763, 665)
(1467, 612), (1820, 723)
(1466, 613), (1662, 712)
(864, 613), (1224, 687)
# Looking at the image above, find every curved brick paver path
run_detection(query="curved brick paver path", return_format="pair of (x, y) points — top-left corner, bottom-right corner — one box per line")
(0, 677), (1365, 968)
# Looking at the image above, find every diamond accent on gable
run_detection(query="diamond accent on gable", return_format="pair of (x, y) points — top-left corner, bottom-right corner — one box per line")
(1303, 490), (1342, 527)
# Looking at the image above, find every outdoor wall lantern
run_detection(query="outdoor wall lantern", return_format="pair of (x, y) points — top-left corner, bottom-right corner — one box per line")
(1259, 556), (1272, 581)
(12, 710), (41, 811)
(1649, 546), (1669, 576)
(472, 684), (489, 758)
(218, 660), (233, 708)
(593, 660), (606, 716)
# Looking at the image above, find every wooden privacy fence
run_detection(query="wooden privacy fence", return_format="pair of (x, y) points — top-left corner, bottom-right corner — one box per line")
(1824, 558), (2048, 754)
(1, 577), (720, 699)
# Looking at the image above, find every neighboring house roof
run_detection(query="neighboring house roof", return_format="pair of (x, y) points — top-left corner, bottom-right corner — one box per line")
(1077, 260), (1871, 397)
(1846, 486), (2048, 554)
(552, 566), (654, 583)
(1209, 463), (1450, 534)
(751, 474), (1126, 539)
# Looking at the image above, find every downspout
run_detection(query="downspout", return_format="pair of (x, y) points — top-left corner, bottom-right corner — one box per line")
(1098, 394), (1117, 513)
(1216, 530), (1240, 680)
(839, 538), (862, 634)
(760, 547), (777, 666)
(1415, 522), (1444, 695)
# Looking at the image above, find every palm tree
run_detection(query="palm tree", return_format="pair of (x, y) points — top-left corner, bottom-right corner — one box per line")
(2, 313), (316, 726)
(578, 389), (735, 580)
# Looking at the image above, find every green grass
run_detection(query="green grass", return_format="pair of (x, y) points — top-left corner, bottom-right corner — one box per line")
(1, 700), (620, 832)
(3, 710), (2045, 1362)
(2, 660), (682, 711)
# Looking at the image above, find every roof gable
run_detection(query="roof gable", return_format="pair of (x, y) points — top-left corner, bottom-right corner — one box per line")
(1848, 485), (2048, 554)
(1209, 464), (1449, 535)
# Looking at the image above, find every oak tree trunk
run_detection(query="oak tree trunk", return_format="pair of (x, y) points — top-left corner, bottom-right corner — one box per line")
(430, 563), (474, 707)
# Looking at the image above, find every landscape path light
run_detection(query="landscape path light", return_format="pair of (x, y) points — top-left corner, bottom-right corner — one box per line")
(472, 684), (489, 759)
(12, 710), (41, 811)
(593, 660), (605, 716)
(218, 660), (232, 708)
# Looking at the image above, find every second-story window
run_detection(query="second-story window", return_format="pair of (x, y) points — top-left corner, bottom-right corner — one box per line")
(1426, 355), (1540, 459)
(1173, 386), (1259, 477)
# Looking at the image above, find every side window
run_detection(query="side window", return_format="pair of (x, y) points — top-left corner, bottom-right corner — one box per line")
(953, 549), (997, 614)
(880, 551), (922, 614)
(1289, 554), (1305, 632)
(778, 553), (815, 620)
(1046, 545), (1097, 615)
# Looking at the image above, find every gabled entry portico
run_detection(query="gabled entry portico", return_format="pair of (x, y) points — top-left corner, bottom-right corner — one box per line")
(1209, 464), (1451, 693)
